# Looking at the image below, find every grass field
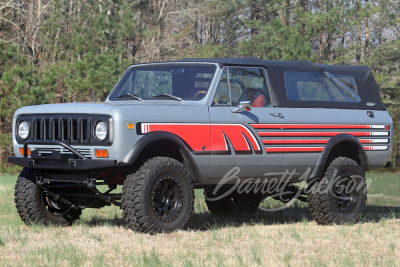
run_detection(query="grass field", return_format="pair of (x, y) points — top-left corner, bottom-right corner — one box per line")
(1, 172), (400, 266)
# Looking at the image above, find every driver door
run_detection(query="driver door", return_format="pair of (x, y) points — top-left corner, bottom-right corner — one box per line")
(208, 67), (284, 180)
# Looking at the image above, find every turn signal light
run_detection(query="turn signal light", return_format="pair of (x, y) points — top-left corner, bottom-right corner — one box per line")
(95, 149), (109, 158)
(127, 123), (135, 130)
(19, 148), (31, 156)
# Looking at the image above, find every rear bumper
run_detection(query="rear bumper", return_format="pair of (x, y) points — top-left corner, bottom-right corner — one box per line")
(8, 140), (117, 170)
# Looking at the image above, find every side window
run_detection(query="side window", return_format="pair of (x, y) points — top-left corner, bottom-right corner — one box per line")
(284, 71), (361, 103)
(213, 67), (271, 107)
(228, 68), (271, 107)
(213, 69), (230, 105)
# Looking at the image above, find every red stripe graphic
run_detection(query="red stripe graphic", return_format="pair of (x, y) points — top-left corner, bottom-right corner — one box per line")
(262, 139), (389, 145)
(363, 146), (389, 151)
(252, 124), (384, 129)
(265, 147), (325, 153)
(141, 123), (260, 153)
(143, 123), (211, 152)
(263, 139), (329, 144)
(258, 132), (388, 137)
(265, 146), (388, 153)
(211, 124), (260, 152)
(140, 123), (389, 154)
(359, 139), (389, 144)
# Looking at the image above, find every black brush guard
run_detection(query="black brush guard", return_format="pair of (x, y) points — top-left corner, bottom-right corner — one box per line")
(8, 140), (117, 170)
(9, 140), (120, 209)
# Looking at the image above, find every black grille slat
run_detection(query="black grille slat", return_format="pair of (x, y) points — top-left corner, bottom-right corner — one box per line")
(62, 119), (66, 141)
(44, 119), (51, 140)
(76, 119), (80, 141)
(80, 119), (88, 142)
(52, 119), (58, 140)
(71, 119), (78, 141)
(33, 119), (40, 140)
(63, 119), (69, 141)
(40, 118), (44, 140)
(87, 118), (91, 142)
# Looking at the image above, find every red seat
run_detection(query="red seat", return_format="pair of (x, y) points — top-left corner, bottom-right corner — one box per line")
(252, 94), (266, 107)
(239, 89), (267, 107)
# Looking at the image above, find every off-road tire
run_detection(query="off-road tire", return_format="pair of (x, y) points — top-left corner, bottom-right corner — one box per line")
(204, 188), (261, 215)
(14, 168), (82, 226)
(307, 157), (367, 225)
(121, 157), (194, 233)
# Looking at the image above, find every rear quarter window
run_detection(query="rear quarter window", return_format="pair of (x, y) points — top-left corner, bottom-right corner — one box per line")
(284, 71), (361, 103)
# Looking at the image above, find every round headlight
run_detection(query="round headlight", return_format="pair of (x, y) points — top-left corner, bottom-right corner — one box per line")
(95, 121), (107, 141)
(18, 121), (30, 140)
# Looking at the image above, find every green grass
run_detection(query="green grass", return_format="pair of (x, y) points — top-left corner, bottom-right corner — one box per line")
(1, 171), (400, 229)
(0, 172), (400, 266)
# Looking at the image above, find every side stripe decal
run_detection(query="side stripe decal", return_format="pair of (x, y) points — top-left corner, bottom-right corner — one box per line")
(140, 123), (261, 154)
(253, 124), (390, 153)
(140, 123), (390, 154)
(252, 124), (386, 129)
(258, 132), (389, 137)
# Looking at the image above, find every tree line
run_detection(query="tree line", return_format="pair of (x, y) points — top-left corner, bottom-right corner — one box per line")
(0, 0), (400, 169)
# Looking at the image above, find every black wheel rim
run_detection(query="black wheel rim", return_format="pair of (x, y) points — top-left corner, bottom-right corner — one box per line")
(333, 173), (359, 214)
(151, 175), (183, 222)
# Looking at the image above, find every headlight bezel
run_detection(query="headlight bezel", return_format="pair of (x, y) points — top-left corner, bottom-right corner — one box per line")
(17, 121), (30, 140)
(94, 121), (108, 141)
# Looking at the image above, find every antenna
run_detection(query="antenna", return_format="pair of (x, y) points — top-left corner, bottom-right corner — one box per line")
(91, 69), (93, 102)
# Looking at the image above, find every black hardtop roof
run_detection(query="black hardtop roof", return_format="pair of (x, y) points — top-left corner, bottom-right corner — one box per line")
(129, 58), (371, 72)
(178, 58), (371, 72)
(125, 58), (384, 110)
(178, 58), (265, 66)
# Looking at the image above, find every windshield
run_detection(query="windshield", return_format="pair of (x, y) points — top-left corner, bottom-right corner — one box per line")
(109, 65), (216, 101)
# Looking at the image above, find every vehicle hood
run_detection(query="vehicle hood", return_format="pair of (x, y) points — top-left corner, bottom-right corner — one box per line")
(15, 102), (117, 116)
(14, 100), (202, 116)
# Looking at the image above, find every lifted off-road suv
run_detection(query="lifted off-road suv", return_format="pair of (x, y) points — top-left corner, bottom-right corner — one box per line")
(9, 58), (392, 233)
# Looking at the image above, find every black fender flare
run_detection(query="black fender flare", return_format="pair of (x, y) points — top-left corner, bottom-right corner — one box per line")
(119, 131), (204, 182)
(309, 133), (370, 179)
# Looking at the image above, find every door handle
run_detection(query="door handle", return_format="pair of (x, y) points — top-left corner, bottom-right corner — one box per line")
(270, 112), (283, 118)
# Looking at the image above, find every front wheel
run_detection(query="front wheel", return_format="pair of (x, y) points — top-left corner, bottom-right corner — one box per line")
(121, 157), (194, 233)
(307, 157), (367, 225)
(14, 168), (82, 226)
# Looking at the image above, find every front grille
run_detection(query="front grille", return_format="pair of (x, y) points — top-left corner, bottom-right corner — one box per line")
(32, 117), (90, 142)
(16, 114), (112, 145)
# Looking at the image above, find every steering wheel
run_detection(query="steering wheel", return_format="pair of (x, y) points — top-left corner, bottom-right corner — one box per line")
(193, 90), (206, 99)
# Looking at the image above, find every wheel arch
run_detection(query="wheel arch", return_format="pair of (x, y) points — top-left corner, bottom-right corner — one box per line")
(120, 131), (204, 182)
(309, 134), (370, 179)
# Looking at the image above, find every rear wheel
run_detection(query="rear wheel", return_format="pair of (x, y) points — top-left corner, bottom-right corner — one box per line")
(121, 157), (194, 233)
(204, 188), (261, 215)
(307, 157), (367, 225)
(14, 168), (82, 226)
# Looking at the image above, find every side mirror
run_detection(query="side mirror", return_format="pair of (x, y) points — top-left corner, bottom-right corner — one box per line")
(232, 101), (252, 113)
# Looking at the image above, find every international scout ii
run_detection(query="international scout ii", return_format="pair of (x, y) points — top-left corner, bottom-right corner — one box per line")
(9, 58), (392, 233)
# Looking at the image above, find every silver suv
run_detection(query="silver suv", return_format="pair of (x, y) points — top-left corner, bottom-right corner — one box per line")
(9, 58), (392, 233)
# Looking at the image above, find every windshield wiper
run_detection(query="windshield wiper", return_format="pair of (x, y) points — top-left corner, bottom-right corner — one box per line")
(152, 93), (182, 101)
(117, 93), (143, 101)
